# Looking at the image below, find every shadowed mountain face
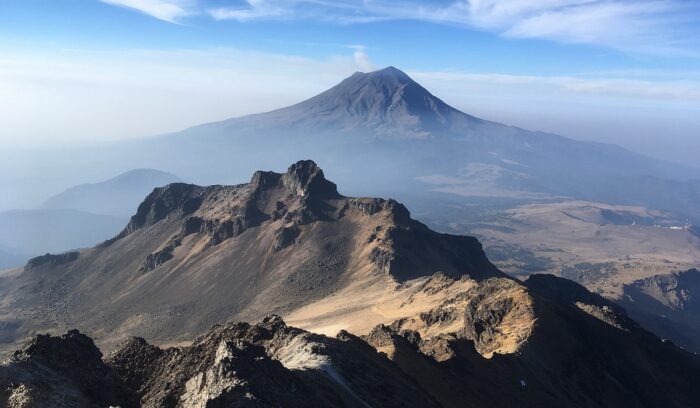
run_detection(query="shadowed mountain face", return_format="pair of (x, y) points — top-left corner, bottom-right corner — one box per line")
(618, 269), (700, 353)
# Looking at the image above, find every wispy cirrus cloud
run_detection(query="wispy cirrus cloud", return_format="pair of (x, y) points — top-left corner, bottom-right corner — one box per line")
(411, 69), (700, 102)
(205, 0), (699, 56)
(209, 0), (288, 21)
(99, 0), (196, 23)
(97, 1), (699, 56)
(208, 0), (388, 23)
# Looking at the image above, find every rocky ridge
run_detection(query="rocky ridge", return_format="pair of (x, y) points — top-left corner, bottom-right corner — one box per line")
(3, 160), (500, 354)
(3, 161), (700, 407)
(4, 279), (700, 408)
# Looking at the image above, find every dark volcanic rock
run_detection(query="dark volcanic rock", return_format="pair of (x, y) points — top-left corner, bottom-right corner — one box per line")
(0, 330), (132, 408)
(281, 160), (340, 200)
(370, 222), (501, 282)
(24, 251), (79, 271)
(103, 315), (439, 407)
(2, 160), (504, 359)
(141, 248), (174, 272)
(364, 278), (700, 408)
(123, 183), (205, 235)
(272, 225), (300, 251)
(4, 306), (700, 408)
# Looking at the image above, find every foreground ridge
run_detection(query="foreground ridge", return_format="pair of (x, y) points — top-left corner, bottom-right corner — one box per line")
(3, 295), (700, 408)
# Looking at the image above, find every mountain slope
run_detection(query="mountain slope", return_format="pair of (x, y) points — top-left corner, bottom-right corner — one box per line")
(0, 160), (501, 353)
(160, 67), (700, 218)
(2, 67), (699, 220)
(208, 66), (482, 140)
(42, 168), (181, 217)
(4, 161), (700, 407)
(4, 292), (700, 407)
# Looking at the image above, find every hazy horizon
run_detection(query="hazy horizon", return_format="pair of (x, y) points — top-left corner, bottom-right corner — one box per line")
(1, 1), (700, 166)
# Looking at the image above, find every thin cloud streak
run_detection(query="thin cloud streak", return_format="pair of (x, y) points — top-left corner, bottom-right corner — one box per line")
(98, 0), (699, 56)
(99, 0), (195, 23)
(209, 0), (288, 21)
(411, 70), (700, 102)
(206, 0), (699, 56)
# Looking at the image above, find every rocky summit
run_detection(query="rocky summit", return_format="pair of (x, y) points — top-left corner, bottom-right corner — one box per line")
(0, 160), (500, 354)
(2, 160), (700, 407)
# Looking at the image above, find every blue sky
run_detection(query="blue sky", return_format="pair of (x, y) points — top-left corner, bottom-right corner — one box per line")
(1, 0), (699, 164)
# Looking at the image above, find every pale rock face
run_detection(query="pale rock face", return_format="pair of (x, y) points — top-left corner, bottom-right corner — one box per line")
(5, 384), (33, 408)
(179, 341), (250, 407)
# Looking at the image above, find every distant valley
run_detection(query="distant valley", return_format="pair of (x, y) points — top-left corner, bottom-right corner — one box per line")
(427, 200), (700, 293)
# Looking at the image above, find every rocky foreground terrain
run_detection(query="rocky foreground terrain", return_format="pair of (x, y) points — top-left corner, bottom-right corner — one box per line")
(2, 161), (700, 407)
(420, 198), (700, 353)
(3, 276), (700, 408)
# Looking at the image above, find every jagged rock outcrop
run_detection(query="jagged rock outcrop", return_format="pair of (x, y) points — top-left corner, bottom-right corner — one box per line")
(2, 160), (500, 355)
(5, 302), (700, 408)
(362, 275), (700, 408)
(0, 330), (131, 408)
(104, 315), (439, 407)
(7, 160), (700, 407)
(2, 318), (437, 408)
(24, 251), (79, 272)
(123, 183), (206, 235)
(281, 159), (340, 199)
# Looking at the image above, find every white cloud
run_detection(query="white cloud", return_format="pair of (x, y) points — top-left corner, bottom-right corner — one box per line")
(99, 0), (195, 23)
(99, 0), (698, 55)
(205, 0), (699, 56)
(209, 0), (288, 21)
(411, 70), (700, 102)
(351, 47), (375, 71)
(499, 1), (690, 55)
